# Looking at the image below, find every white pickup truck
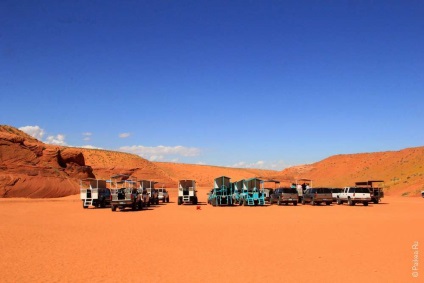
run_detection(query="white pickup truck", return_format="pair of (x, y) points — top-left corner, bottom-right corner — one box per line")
(336, 187), (371, 206)
(157, 187), (170, 203)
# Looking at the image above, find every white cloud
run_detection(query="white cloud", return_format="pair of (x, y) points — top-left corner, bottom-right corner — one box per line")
(119, 145), (201, 161)
(119, 133), (131, 138)
(230, 160), (287, 170)
(19, 125), (45, 140)
(45, 134), (67, 146)
(82, 132), (92, 141)
(80, 145), (102, 149)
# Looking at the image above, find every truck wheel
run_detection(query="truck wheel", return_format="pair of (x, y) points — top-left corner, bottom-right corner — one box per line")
(326, 202), (331, 206)
(373, 199), (378, 204)
(83, 202), (88, 209)
(111, 205), (116, 211)
(293, 202), (297, 206)
(363, 202), (369, 206)
(193, 197), (198, 205)
(178, 197), (182, 205)
(166, 197), (170, 203)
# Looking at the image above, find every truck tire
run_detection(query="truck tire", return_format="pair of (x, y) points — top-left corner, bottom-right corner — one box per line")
(363, 202), (369, 206)
(373, 199), (378, 204)
(166, 197), (170, 203)
(293, 202), (297, 206)
(83, 202), (88, 209)
(111, 205), (116, 211)
(178, 197), (182, 205)
(326, 202), (331, 206)
(193, 197), (198, 205)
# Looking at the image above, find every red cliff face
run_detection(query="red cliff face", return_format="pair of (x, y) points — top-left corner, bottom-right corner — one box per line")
(0, 125), (94, 197)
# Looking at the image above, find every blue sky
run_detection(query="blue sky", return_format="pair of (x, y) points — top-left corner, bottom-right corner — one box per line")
(1, 1), (423, 170)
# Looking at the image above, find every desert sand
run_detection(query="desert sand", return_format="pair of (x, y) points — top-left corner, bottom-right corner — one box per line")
(0, 187), (422, 283)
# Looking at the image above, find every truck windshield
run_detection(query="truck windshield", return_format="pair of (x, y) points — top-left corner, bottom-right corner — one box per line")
(282, 188), (297, 194)
(355, 188), (370, 193)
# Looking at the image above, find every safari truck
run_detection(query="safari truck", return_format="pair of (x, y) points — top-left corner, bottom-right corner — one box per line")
(296, 178), (312, 203)
(355, 180), (385, 204)
(239, 178), (265, 206)
(80, 178), (111, 208)
(139, 180), (159, 205)
(231, 180), (244, 205)
(261, 179), (280, 203)
(157, 185), (170, 203)
(177, 179), (198, 205)
(209, 176), (234, 206)
(336, 187), (371, 206)
(109, 174), (143, 211)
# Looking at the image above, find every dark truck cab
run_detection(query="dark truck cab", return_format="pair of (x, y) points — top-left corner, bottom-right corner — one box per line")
(269, 188), (298, 206)
(302, 188), (333, 206)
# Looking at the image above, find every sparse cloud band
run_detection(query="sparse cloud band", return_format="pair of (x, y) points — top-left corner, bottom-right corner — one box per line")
(230, 160), (287, 170)
(119, 145), (201, 161)
(119, 133), (131, 138)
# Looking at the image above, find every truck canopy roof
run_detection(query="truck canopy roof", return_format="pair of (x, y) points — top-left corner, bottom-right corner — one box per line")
(355, 180), (384, 187)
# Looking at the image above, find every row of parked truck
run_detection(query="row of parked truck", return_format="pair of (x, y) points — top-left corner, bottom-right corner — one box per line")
(207, 177), (385, 207)
(81, 175), (385, 210)
(80, 175), (170, 211)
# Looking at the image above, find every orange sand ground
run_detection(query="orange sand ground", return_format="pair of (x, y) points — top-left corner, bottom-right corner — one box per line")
(0, 188), (423, 283)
